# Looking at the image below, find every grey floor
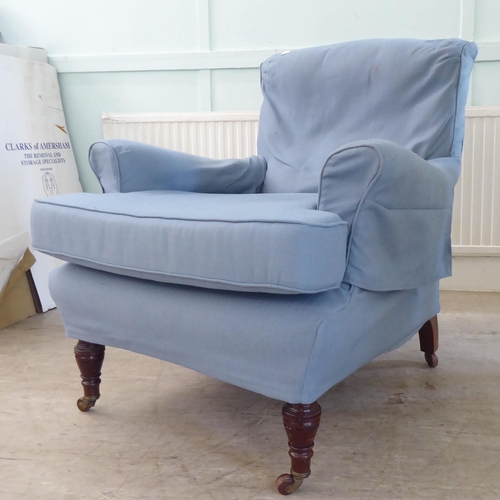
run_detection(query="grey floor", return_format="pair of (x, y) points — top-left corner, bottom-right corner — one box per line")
(1, 291), (499, 500)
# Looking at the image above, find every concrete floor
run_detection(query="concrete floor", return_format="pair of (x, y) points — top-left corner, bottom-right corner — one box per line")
(0, 291), (499, 500)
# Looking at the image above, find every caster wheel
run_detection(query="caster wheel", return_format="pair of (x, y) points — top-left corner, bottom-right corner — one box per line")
(425, 352), (438, 368)
(77, 397), (96, 412)
(277, 473), (305, 495)
(276, 474), (295, 495)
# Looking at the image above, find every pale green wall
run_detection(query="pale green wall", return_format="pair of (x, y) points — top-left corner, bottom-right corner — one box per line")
(209, 0), (460, 49)
(475, 0), (500, 41)
(1, 0), (499, 192)
(0, 1), (199, 54)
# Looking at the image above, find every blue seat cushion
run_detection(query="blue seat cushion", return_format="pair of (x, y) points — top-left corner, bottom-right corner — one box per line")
(31, 191), (348, 294)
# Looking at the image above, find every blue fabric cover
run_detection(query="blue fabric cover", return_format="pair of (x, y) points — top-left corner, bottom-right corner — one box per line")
(318, 140), (460, 290)
(31, 191), (347, 294)
(258, 38), (478, 193)
(89, 139), (267, 194)
(50, 263), (440, 403)
(30, 39), (473, 406)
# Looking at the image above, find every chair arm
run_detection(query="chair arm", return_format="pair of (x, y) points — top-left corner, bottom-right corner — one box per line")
(318, 139), (460, 291)
(89, 139), (267, 194)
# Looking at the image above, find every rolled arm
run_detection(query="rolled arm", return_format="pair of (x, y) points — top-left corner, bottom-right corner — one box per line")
(89, 139), (267, 194)
(318, 139), (460, 291)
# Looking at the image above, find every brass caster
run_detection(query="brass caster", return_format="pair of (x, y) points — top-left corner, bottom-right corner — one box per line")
(424, 352), (438, 368)
(77, 396), (97, 412)
(276, 471), (309, 495)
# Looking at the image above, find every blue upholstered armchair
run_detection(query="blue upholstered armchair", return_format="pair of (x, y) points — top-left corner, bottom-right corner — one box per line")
(31, 39), (477, 495)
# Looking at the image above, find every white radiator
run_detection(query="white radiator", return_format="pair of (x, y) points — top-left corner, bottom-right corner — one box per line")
(103, 108), (500, 257)
(102, 112), (260, 160)
(453, 107), (500, 256)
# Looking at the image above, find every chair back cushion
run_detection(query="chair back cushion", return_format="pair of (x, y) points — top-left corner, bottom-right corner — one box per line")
(258, 38), (477, 193)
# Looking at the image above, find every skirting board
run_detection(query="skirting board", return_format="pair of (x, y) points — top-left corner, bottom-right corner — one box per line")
(440, 256), (500, 292)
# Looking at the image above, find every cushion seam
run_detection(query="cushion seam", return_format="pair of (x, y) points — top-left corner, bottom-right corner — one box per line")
(33, 246), (341, 293)
(34, 200), (347, 228)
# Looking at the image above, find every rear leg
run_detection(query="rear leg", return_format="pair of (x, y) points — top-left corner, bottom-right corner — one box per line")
(418, 315), (438, 368)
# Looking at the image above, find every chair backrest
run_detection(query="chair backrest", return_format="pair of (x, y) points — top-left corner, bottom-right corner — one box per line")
(258, 38), (477, 193)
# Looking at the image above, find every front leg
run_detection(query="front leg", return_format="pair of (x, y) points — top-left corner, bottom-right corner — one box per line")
(74, 340), (105, 411)
(276, 402), (322, 495)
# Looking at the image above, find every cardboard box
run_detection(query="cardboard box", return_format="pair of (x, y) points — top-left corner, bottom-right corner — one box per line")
(0, 249), (39, 330)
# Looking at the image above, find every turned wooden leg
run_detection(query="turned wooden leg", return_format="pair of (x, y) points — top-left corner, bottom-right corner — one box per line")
(74, 340), (105, 412)
(276, 402), (322, 495)
(418, 315), (439, 368)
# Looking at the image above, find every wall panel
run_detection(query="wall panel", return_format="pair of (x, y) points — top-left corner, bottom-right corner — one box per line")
(473, 62), (500, 106)
(474, 0), (500, 41)
(0, 0), (199, 55)
(211, 69), (262, 111)
(210, 0), (461, 51)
